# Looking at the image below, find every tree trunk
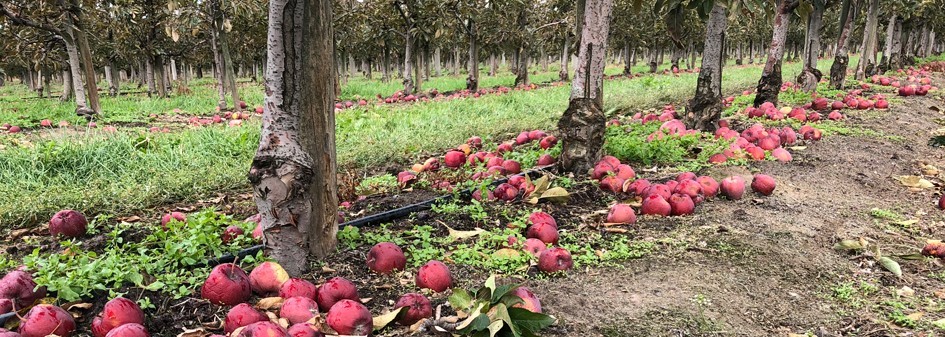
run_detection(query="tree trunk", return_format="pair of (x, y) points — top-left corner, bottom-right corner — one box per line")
(423, 46), (431, 80)
(829, 0), (854, 89)
(414, 48), (423, 93)
(451, 47), (459, 76)
(146, 59), (157, 97)
(64, 34), (88, 110)
(403, 34), (415, 94)
(64, 0), (100, 114)
(748, 40), (754, 64)
(540, 47), (548, 72)
(214, 2), (241, 110)
(688, 41), (696, 69)
(648, 47), (658, 73)
(797, 0), (824, 92)
(560, 33), (571, 81)
(466, 21), (479, 91)
(382, 45), (391, 83)
(622, 42), (631, 75)
(854, 0), (880, 80)
(434, 47), (441, 76)
(348, 53), (356, 80)
(154, 55), (168, 97)
(211, 30), (227, 109)
(60, 68), (73, 102)
(684, 4), (727, 131)
(880, 14), (902, 72)
(753, 0), (800, 107)
(489, 53), (497, 76)
(558, 0), (613, 175)
(514, 49), (529, 86)
(250, 0), (339, 277)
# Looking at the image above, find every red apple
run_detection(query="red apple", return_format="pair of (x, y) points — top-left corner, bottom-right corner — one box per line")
(316, 277), (360, 312)
(281, 296), (319, 324)
(526, 222), (559, 244)
(523, 238), (547, 256)
(668, 194), (695, 216)
(0, 270), (46, 309)
(280, 278), (318, 300)
(511, 287), (542, 313)
(606, 204), (636, 224)
(93, 297), (144, 337)
(641, 195), (672, 216)
(104, 324), (148, 337)
(286, 323), (322, 337)
(18, 304), (76, 337)
(222, 226), (244, 244)
(394, 293), (433, 326)
(720, 176), (746, 200)
(326, 300), (372, 336)
(49, 209), (87, 238)
(751, 174), (776, 196)
(528, 211), (557, 228)
(537, 247), (573, 273)
(366, 242), (407, 274)
(201, 263), (251, 305)
(416, 260), (452, 292)
(225, 303), (267, 334)
(537, 154), (555, 166)
(443, 151), (466, 168)
(249, 262), (290, 296)
(696, 176), (719, 197)
(160, 212), (187, 229)
(234, 321), (289, 337)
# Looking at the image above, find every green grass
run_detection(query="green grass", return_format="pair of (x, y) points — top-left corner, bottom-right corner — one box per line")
(0, 56), (866, 229)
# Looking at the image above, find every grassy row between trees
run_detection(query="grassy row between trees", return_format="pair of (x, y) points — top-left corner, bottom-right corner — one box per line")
(0, 58), (844, 229)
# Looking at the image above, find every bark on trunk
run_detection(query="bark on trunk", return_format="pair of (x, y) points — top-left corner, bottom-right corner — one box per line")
(648, 47), (658, 73)
(558, 0), (613, 175)
(65, 0), (100, 114)
(60, 68), (73, 102)
(748, 39), (754, 64)
(249, 0), (339, 277)
(514, 10), (529, 87)
(414, 49), (423, 93)
(63, 33), (88, 110)
(880, 14), (902, 72)
(382, 45), (391, 83)
(403, 33), (415, 94)
(753, 0), (800, 107)
(154, 55), (168, 97)
(829, 0), (854, 89)
(559, 33), (571, 81)
(423, 46), (431, 80)
(146, 59), (157, 97)
(452, 47), (460, 76)
(211, 30), (227, 109)
(466, 21), (479, 91)
(854, 0), (880, 80)
(489, 53), (497, 76)
(622, 42), (631, 75)
(684, 4), (727, 131)
(434, 47), (441, 76)
(797, 0), (824, 92)
(171, 58), (178, 81)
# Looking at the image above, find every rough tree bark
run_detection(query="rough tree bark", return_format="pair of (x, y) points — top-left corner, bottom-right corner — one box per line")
(452, 47), (459, 76)
(829, 0), (854, 89)
(622, 42), (631, 75)
(64, 0), (100, 114)
(60, 68), (73, 102)
(683, 3), (727, 131)
(855, 0), (880, 80)
(146, 59), (157, 97)
(218, 17), (241, 109)
(489, 53), (497, 76)
(880, 14), (902, 72)
(797, 0), (825, 92)
(64, 34), (88, 110)
(434, 47), (441, 76)
(559, 33), (571, 81)
(748, 39), (754, 64)
(558, 0), (613, 175)
(154, 55), (168, 97)
(753, 0), (800, 107)
(466, 21), (479, 91)
(403, 33), (414, 95)
(249, 0), (339, 277)
(513, 10), (529, 87)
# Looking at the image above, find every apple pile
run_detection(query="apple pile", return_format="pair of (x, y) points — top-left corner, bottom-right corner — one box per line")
(91, 297), (148, 337)
(521, 212), (573, 273)
(398, 131), (558, 197)
(711, 122), (819, 163)
(195, 259), (545, 336)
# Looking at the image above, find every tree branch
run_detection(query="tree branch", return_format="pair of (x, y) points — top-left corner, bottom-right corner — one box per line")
(0, 3), (63, 35)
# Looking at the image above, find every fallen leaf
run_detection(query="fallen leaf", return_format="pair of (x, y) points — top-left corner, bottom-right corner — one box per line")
(255, 297), (284, 310)
(895, 175), (935, 189)
(372, 307), (404, 330)
(906, 312), (924, 321)
(897, 286), (915, 297)
(922, 165), (940, 176)
(604, 228), (629, 233)
(833, 239), (864, 251)
(492, 248), (521, 259)
(538, 187), (571, 204)
(892, 219), (919, 227)
(788, 146), (808, 151)
(321, 265), (336, 273)
(444, 223), (485, 241)
(177, 327), (210, 337)
(878, 256), (903, 277)
(118, 216), (141, 223)
(360, 297), (373, 304)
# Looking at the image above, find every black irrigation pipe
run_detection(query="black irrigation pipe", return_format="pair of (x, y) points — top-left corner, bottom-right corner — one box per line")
(206, 165), (555, 268)
(0, 166), (556, 326)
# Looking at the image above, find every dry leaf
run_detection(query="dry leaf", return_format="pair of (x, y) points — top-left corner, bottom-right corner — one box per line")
(895, 175), (935, 189)
(255, 297), (284, 310)
(906, 312), (924, 321)
(897, 286), (915, 297)
(539, 187), (571, 204)
(444, 223), (484, 241)
(118, 216), (141, 223)
(321, 266), (336, 273)
(922, 165), (940, 176)
(177, 327), (211, 337)
(360, 297), (373, 304)
(372, 307), (404, 330)
(604, 228), (629, 233)
(492, 248), (521, 259)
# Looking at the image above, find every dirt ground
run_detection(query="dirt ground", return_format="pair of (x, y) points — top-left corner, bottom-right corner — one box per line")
(533, 79), (945, 336)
